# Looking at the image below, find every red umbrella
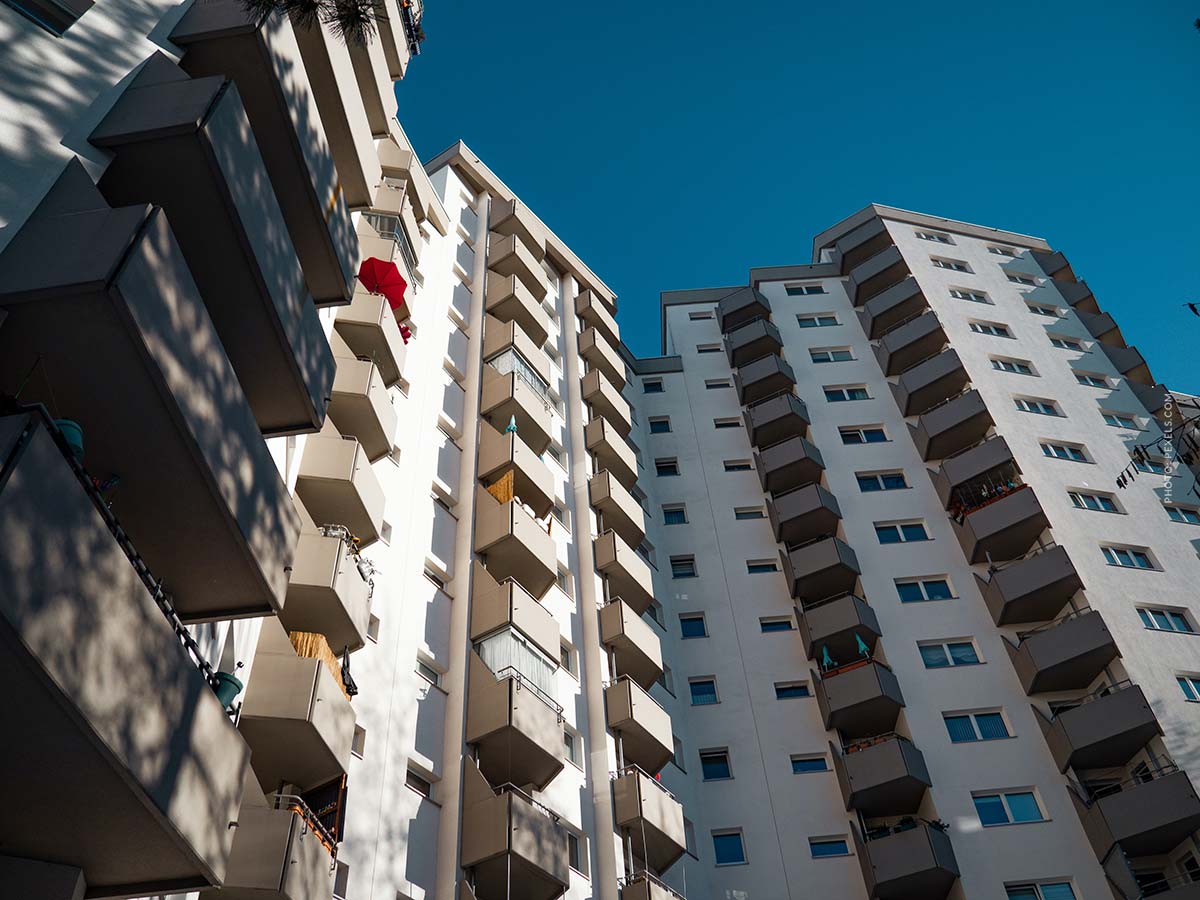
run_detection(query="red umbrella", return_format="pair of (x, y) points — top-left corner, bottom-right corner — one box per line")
(357, 257), (408, 312)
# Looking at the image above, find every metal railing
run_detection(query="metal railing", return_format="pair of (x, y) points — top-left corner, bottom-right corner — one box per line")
(798, 590), (864, 613)
(272, 791), (339, 865)
(1045, 680), (1135, 721)
(1015, 605), (1093, 642)
(612, 764), (680, 802)
(1137, 870), (1200, 898)
(862, 816), (948, 842)
(984, 539), (1062, 574)
(912, 384), (978, 419)
(619, 871), (687, 900)
(317, 523), (378, 600)
(363, 212), (420, 284)
(1070, 755), (1180, 805)
(820, 656), (889, 680)
(875, 307), (938, 341)
(842, 731), (908, 755)
(948, 478), (1029, 521)
(493, 782), (561, 823)
(493, 665), (564, 719)
(399, 0), (423, 56)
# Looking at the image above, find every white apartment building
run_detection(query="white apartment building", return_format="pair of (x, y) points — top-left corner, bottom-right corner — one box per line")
(2, 2), (1200, 899)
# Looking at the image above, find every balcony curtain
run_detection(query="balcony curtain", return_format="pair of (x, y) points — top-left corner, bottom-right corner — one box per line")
(476, 627), (556, 701)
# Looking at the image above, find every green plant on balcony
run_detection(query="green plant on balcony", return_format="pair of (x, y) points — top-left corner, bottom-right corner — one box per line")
(241, 0), (383, 45)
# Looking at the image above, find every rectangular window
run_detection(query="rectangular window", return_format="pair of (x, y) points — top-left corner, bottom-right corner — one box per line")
(945, 710), (1011, 742)
(774, 681), (811, 699)
(690, 678), (719, 706)
(712, 830), (746, 865)
(680, 614), (707, 639)
(791, 755), (829, 774)
(1006, 883), (1077, 900)
(840, 425), (888, 444)
(567, 832), (589, 876)
(1069, 490), (1119, 513)
(735, 506), (766, 520)
(809, 836), (851, 857)
(989, 245), (1018, 257)
(1027, 302), (1060, 317)
(649, 417), (671, 434)
(1014, 396), (1062, 416)
(1167, 505), (1200, 525)
(1138, 607), (1193, 633)
(700, 750), (732, 780)
(896, 577), (953, 603)
(563, 729), (581, 765)
(992, 356), (1035, 376)
(950, 287), (991, 304)
(857, 471), (908, 492)
(1177, 674), (1200, 701)
(920, 640), (981, 668)
(689, 310), (714, 320)
(1135, 457), (1169, 475)
(875, 521), (930, 544)
(560, 643), (577, 675)
(1102, 545), (1155, 570)
(333, 862), (350, 900)
(1075, 371), (1108, 388)
(759, 617), (794, 633)
(1102, 411), (1138, 429)
(797, 313), (840, 328)
(810, 347), (854, 363)
(747, 559), (779, 574)
(973, 790), (1044, 826)
(663, 504), (688, 525)
(932, 257), (971, 272)
(655, 458), (680, 477)
(416, 660), (441, 686)
(1008, 273), (1038, 286)
(672, 736), (686, 770)
(916, 230), (953, 244)
(724, 459), (753, 472)
(671, 556), (698, 578)
(824, 385), (870, 402)
(786, 283), (826, 296)
(970, 321), (1012, 338)
(643, 379), (664, 393)
(714, 417), (741, 429)
(406, 768), (433, 798)
(1051, 336), (1085, 351)
(696, 343), (722, 354)
(352, 725), (367, 758)
(1041, 441), (1088, 462)
(705, 379), (732, 390)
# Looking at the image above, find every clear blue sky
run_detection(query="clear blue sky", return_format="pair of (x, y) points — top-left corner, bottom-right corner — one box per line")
(397, 1), (1200, 391)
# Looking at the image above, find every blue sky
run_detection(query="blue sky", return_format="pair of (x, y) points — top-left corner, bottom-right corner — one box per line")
(397, 1), (1200, 391)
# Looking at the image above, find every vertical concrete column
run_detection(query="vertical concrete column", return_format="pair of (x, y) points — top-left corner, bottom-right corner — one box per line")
(433, 189), (491, 900)
(561, 272), (621, 900)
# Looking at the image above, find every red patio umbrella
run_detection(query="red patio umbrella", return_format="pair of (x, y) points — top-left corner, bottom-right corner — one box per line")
(357, 257), (408, 312)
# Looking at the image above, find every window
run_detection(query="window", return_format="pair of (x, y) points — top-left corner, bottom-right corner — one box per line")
(896, 577), (953, 603)
(1134, 456), (1169, 475)
(406, 768), (432, 799)
(1041, 441), (1088, 462)
(560, 643), (577, 675)
(352, 725), (367, 758)
(690, 678), (719, 706)
(333, 861), (350, 900)
(760, 617), (794, 633)
(991, 357), (1035, 376)
(684, 819), (698, 857)
(367, 615), (381, 643)
(655, 458), (680, 477)
(643, 379), (664, 394)
(840, 425), (888, 444)
(1102, 545), (1155, 570)
(1006, 883), (1077, 900)
(774, 681), (811, 699)
(563, 729), (582, 766)
(786, 283), (826, 296)
(875, 521), (930, 544)
(1177, 674), (1200, 701)
(1102, 411), (1138, 429)
(1167, 505), (1200, 525)
(689, 310), (714, 320)
(1075, 372), (1107, 388)
(1014, 397), (1061, 416)
(989, 245), (1019, 257)
(556, 568), (571, 595)
(672, 736), (687, 770)
(735, 506), (766, 520)
(857, 471), (908, 492)
(567, 832), (589, 876)
(973, 790), (1044, 826)
(649, 417), (672, 434)
(809, 837), (850, 858)
(916, 230), (953, 244)
(932, 257), (971, 272)
(824, 385), (870, 402)
(1138, 607), (1193, 633)
(671, 556), (698, 578)
(797, 313), (840, 328)
(1069, 490), (1119, 513)
(810, 347), (854, 363)
(944, 710), (1010, 742)
(950, 287), (991, 304)
(970, 321), (1012, 338)
(696, 343), (722, 354)
(658, 663), (675, 695)
(724, 459), (753, 471)
(705, 379), (732, 390)
(680, 614), (707, 639)
(663, 504), (688, 525)
(712, 830), (746, 865)
(4, 0), (93, 36)
(416, 660), (441, 686)
(713, 417), (741, 429)
(791, 754), (829, 774)
(1007, 273), (1038, 286)
(700, 750), (733, 781)
(1027, 302), (1060, 317)
(1051, 336), (1085, 351)
(920, 640), (981, 668)
(747, 559), (779, 574)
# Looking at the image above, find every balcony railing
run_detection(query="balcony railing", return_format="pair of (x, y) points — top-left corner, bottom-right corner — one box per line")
(270, 791), (339, 866)
(949, 478), (1027, 522)
(493, 665), (565, 720)
(619, 871), (687, 900)
(862, 816), (949, 843)
(363, 211), (420, 284)
(1073, 755), (1181, 804)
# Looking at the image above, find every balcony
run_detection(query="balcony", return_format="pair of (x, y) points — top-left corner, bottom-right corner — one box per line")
(951, 484), (1048, 565)
(580, 325), (628, 388)
(857, 277), (926, 339)
(1037, 682), (1161, 772)
(0, 411), (251, 896)
(328, 355), (397, 462)
(814, 660), (905, 739)
(1031, 249), (1075, 281)
(590, 470), (647, 547)
(1078, 310), (1124, 346)
(489, 232), (549, 300)
(474, 486), (557, 600)
(1130, 381), (1171, 422)
(725, 317), (783, 368)
(281, 529), (372, 653)
(874, 311), (945, 376)
(745, 392), (810, 448)
(595, 530), (655, 615)
(834, 735), (932, 816)
(600, 599), (663, 690)
(782, 535), (861, 601)
(490, 197), (548, 260)
(797, 593), (881, 663)
(1070, 765), (1200, 861)
(1100, 343), (1153, 386)
(768, 482), (841, 546)
(478, 420), (554, 520)
(735, 355), (796, 406)
(613, 767), (687, 873)
(621, 872), (687, 900)
(583, 368), (634, 437)
(848, 245), (910, 307)
(716, 287), (772, 333)
(1055, 280), (1099, 313)
(891, 350), (969, 417)
(832, 217), (892, 273)
(172, 0), (356, 305)
(334, 286), (408, 387)
(465, 652), (563, 791)
(296, 435), (386, 547)
(605, 677), (674, 775)
(755, 434), (826, 496)
(909, 390), (993, 460)
(347, 33), (393, 137)
(470, 561), (559, 662)
(577, 288), (621, 347)
(91, 55), (335, 436)
(586, 417), (639, 489)
(930, 436), (1015, 508)
(461, 775), (569, 900)
(852, 821), (959, 900)
(1006, 608), (1119, 695)
(976, 544), (1083, 626)
(483, 315), (552, 386)
(0, 165), (300, 620)
(487, 271), (550, 348)
(481, 366), (554, 456)
(239, 622), (356, 793)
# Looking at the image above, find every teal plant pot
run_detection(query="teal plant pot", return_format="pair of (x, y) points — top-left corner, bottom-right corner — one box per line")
(54, 419), (84, 463)
(212, 671), (244, 710)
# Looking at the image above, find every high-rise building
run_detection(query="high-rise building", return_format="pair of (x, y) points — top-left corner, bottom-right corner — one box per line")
(2, 5), (1199, 899)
